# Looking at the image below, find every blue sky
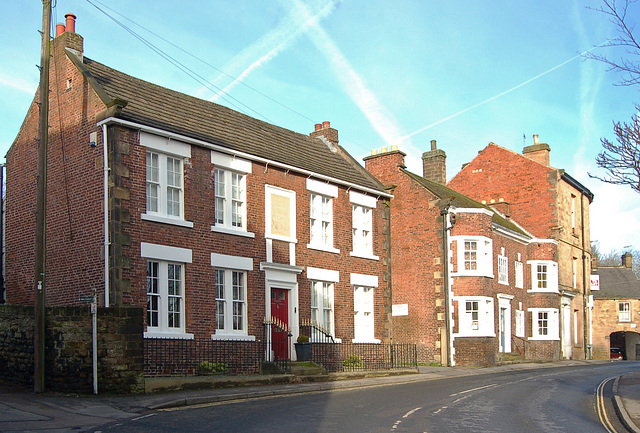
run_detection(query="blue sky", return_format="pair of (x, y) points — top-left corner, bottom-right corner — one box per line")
(1, 0), (639, 253)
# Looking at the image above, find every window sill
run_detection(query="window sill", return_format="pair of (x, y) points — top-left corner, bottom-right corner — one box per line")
(352, 338), (381, 344)
(453, 332), (496, 338)
(527, 289), (560, 294)
(211, 225), (256, 238)
(307, 244), (340, 254)
(451, 272), (495, 278)
(528, 336), (560, 341)
(211, 334), (256, 341)
(144, 331), (194, 339)
(350, 251), (379, 261)
(141, 213), (194, 228)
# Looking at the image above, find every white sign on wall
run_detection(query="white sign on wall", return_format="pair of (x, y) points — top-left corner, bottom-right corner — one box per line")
(392, 304), (409, 316)
(590, 275), (600, 290)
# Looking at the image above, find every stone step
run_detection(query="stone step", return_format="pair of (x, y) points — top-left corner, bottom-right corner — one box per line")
(291, 362), (326, 376)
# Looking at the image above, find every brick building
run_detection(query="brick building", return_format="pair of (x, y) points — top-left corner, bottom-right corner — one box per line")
(5, 15), (392, 364)
(364, 142), (560, 366)
(591, 253), (640, 360)
(448, 137), (594, 360)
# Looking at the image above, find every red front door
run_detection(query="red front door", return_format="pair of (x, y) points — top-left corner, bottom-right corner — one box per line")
(271, 288), (289, 359)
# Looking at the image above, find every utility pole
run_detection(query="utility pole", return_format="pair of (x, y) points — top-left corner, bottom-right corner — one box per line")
(34, 0), (51, 394)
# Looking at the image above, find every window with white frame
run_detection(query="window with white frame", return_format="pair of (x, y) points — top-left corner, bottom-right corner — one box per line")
(310, 194), (332, 244)
(210, 253), (253, 340)
(215, 169), (246, 229)
(572, 257), (578, 289)
(146, 152), (183, 218)
(528, 261), (559, 293)
(141, 132), (192, 228)
(619, 302), (631, 322)
(351, 273), (378, 343)
(498, 248), (508, 285)
(211, 152), (252, 236)
(453, 236), (493, 277)
(454, 296), (495, 337)
(515, 309), (525, 337)
(353, 286), (374, 342)
(350, 191), (377, 259)
(515, 260), (524, 289)
(142, 242), (192, 338)
(307, 179), (338, 252)
(146, 261), (185, 333)
(215, 269), (247, 334)
(529, 308), (559, 340)
(311, 281), (334, 336)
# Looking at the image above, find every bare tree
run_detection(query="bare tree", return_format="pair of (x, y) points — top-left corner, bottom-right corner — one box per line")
(586, 0), (640, 192)
(588, 109), (640, 193)
(585, 0), (640, 86)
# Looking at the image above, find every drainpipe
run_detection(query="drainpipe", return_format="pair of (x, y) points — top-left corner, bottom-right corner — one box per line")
(102, 123), (110, 307)
(580, 191), (589, 358)
(441, 206), (453, 366)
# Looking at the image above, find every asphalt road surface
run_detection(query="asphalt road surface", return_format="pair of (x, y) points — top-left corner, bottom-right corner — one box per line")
(102, 362), (640, 433)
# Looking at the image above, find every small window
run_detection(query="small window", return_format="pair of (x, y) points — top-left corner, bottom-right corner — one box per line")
(515, 261), (524, 288)
(529, 261), (558, 293)
(498, 255), (508, 285)
(310, 193), (334, 249)
(467, 301), (479, 330)
(529, 308), (559, 340)
(619, 302), (631, 322)
(215, 168), (246, 230)
(465, 241), (478, 271)
(455, 296), (494, 337)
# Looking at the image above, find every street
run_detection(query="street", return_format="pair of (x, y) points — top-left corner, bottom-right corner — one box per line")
(100, 362), (639, 433)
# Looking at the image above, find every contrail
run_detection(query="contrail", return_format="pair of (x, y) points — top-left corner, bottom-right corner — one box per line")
(405, 40), (612, 139)
(204, 0), (336, 102)
(286, 0), (407, 149)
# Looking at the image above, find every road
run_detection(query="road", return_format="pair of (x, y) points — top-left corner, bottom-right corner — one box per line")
(102, 362), (640, 433)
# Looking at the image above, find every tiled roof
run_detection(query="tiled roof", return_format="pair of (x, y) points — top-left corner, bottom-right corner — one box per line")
(402, 169), (530, 237)
(79, 56), (387, 195)
(592, 267), (640, 299)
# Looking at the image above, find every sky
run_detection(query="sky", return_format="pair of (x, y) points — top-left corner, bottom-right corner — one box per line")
(1, 0), (639, 254)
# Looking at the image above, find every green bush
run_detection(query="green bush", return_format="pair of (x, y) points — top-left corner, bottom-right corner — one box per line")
(197, 361), (227, 374)
(342, 354), (363, 368)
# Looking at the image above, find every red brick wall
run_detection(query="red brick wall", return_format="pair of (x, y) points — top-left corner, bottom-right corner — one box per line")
(6, 35), (105, 306)
(448, 143), (557, 239)
(365, 151), (445, 363)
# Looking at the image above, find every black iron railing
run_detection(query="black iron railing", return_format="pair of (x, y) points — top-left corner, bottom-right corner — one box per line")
(144, 338), (262, 376)
(263, 318), (292, 373)
(300, 319), (335, 343)
(310, 342), (417, 373)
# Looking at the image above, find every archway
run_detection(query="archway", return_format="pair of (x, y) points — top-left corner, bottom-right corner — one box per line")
(609, 331), (640, 360)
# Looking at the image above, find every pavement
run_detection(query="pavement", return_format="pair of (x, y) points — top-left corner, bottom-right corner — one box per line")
(0, 360), (639, 433)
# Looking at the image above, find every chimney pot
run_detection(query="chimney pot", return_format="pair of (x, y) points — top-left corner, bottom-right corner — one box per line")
(322, 121), (330, 129)
(533, 134), (539, 145)
(56, 23), (65, 37)
(430, 139), (437, 151)
(65, 13), (76, 33)
(314, 123), (322, 131)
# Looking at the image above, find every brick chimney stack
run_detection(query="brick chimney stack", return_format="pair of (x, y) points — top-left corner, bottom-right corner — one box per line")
(363, 145), (406, 186)
(310, 121), (339, 149)
(421, 139), (446, 184)
(53, 13), (83, 58)
(622, 252), (633, 269)
(523, 134), (551, 166)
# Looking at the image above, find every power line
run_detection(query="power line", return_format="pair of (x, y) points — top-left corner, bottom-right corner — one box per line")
(85, 0), (314, 124)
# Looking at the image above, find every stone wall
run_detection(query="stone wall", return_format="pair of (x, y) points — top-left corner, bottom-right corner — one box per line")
(0, 305), (144, 393)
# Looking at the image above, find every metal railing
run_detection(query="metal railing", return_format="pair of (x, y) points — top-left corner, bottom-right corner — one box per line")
(300, 319), (335, 343)
(263, 318), (292, 373)
(310, 342), (417, 373)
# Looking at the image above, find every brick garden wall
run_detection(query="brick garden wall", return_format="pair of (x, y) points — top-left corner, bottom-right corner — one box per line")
(0, 305), (144, 393)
